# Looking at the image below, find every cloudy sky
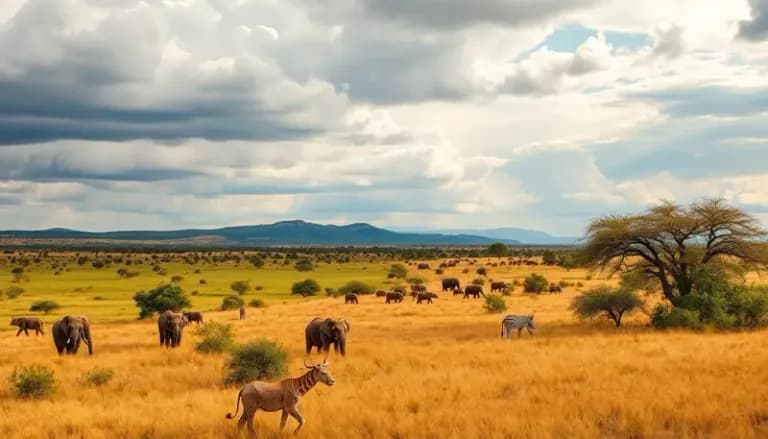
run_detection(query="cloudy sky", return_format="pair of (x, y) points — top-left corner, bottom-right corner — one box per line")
(0, 0), (767, 236)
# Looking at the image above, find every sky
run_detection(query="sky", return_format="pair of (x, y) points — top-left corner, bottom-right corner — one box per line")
(0, 0), (767, 236)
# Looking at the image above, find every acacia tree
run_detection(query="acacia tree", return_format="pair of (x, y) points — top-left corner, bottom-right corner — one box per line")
(570, 286), (644, 327)
(582, 199), (768, 305)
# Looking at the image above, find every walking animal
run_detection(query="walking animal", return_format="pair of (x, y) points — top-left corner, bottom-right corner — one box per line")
(416, 292), (438, 304)
(375, 290), (386, 297)
(344, 293), (359, 304)
(52, 315), (93, 355)
(158, 310), (185, 348)
(491, 281), (507, 293)
(442, 278), (460, 291)
(452, 288), (464, 296)
(305, 318), (350, 360)
(239, 304), (246, 320)
(10, 317), (44, 336)
(411, 284), (427, 294)
(385, 291), (404, 303)
(549, 284), (563, 293)
(226, 360), (335, 437)
(501, 314), (536, 338)
(182, 311), (204, 325)
(464, 285), (485, 299)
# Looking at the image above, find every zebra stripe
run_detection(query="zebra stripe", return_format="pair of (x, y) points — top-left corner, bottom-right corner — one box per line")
(501, 314), (535, 339)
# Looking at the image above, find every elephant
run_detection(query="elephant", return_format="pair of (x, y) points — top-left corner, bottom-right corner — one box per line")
(452, 288), (464, 296)
(385, 292), (404, 303)
(158, 310), (186, 348)
(464, 285), (485, 299)
(442, 278), (460, 292)
(239, 305), (246, 320)
(305, 318), (350, 359)
(52, 316), (93, 355)
(10, 317), (45, 336)
(375, 290), (387, 297)
(549, 284), (563, 293)
(416, 292), (438, 304)
(491, 281), (507, 293)
(417, 263), (430, 270)
(410, 284), (427, 294)
(182, 311), (204, 325)
(344, 293), (359, 304)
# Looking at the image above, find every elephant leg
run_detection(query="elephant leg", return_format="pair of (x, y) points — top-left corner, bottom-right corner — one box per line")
(517, 328), (522, 338)
(16, 327), (22, 336)
(237, 412), (248, 434)
(288, 407), (305, 433)
(280, 409), (289, 429)
(245, 411), (257, 438)
(23, 327), (29, 336)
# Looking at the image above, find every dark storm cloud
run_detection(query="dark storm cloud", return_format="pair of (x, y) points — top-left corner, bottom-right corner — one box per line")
(361, 0), (600, 30)
(738, 0), (768, 41)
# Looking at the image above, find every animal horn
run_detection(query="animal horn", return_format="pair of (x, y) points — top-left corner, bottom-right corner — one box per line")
(304, 358), (314, 369)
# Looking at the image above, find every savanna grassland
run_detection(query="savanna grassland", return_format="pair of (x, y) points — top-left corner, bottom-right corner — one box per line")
(2, 252), (768, 439)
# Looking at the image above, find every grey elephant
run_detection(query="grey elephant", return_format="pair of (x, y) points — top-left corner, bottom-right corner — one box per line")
(182, 311), (204, 325)
(52, 315), (93, 355)
(158, 310), (185, 348)
(305, 318), (350, 360)
(11, 316), (45, 336)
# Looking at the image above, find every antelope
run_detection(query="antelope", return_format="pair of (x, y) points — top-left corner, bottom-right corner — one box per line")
(226, 360), (335, 437)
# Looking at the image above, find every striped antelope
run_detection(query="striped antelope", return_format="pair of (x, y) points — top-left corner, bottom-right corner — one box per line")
(226, 360), (335, 437)
(501, 314), (535, 338)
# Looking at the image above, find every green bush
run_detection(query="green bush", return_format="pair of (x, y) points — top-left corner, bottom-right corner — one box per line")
(388, 263), (407, 279)
(324, 287), (338, 297)
(84, 368), (114, 387)
(230, 280), (250, 295)
(225, 340), (288, 385)
(524, 273), (548, 294)
(29, 300), (60, 314)
(651, 304), (703, 330)
(727, 287), (768, 328)
(501, 288), (512, 296)
(195, 322), (235, 354)
(471, 278), (485, 286)
(8, 365), (55, 398)
(249, 298), (267, 308)
(338, 280), (374, 295)
(171, 275), (184, 283)
(483, 295), (507, 314)
(221, 295), (245, 310)
(133, 284), (190, 319)
(5, 286), (24, 299)
(292, 279), (321, 297)
(405, 276), (425, 285)
(294, 258), (314, 272)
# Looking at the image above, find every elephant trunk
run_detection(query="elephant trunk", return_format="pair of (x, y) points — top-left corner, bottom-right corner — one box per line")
(338, 335), (346, 356)
(82, 327), (93, 355)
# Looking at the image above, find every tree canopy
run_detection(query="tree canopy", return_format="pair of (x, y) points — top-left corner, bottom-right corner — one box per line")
(582, 199), (768, 304)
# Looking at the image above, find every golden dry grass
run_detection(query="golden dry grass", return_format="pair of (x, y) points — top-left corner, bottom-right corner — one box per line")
(2, 259), (768, 438)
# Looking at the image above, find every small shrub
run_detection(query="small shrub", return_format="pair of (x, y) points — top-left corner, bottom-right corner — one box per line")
(325, 287), (339, 297)
(230, 280), (250, 296)
(92, 296), (104, 301)
(29, 300), (60, 314)
(501, 288), (512, 296)
(471, 278), (485, 286)
(292, 279), (321, 297)
(294, 258), (314, 272)
(406, 276), (425, 285)
(484, 295), (507, 314)
(84, 368), (114, 387)
(524, 274), (548, 294)
(254, 285), (264, 291)
(157, 269), (168, 276)
(8, 365), (55, 398)
(195, 322), (235, 354)
(476, 267), (487, 276)
(91, 260), (106, 269)
(225, 340), (288, 385)
(388, 264), (407, 279)
(462, 268), (470, 274)
(221, 295), (245, 310)
(435, 268), (444, 275)
(651, 304), (703, 330)
(133, 284), (190, 319)
(338, 280), (374, 295)
(171, 275), (184, 283)
(558, 280), (569, 288)
(512, 279), (522, 287)
(5, 286), (24, 299)
(249, 298), (267, 308)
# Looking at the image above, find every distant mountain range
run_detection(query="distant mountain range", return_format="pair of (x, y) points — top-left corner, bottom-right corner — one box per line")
(427, 227), (580, 245)
(0, 220), (526, 247)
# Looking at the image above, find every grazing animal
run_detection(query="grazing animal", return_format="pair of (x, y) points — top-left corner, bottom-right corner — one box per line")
(452, 288), (464, 296)
(501, 314), (536, 338)
(491, 281), (507, 293)
(226, 360), (335, 437)
(375, 290), (386, 297)
(305, 318), (350, 359)
(158, 310), (185, 348)
(442, 278), (461, 291)
(417, 263), (430, 270)
(549, 284), (563, 293)
(416, 292), (438, 304)
(10, 317), (44, 336)
(182, 311), (204, 325)
(52, 315), (93, 355)
(385, 291), (404, 304)
(344, 293), (359, 304)
(239, 304), (246, 320)
(411, 284), (427, 294)
(476, 267), (487, 276)
(464, 285), (485, 299)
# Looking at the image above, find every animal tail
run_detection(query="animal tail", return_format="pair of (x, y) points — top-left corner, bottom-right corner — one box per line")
(225, 388), (244, 419)
(500, 320), (503, 339)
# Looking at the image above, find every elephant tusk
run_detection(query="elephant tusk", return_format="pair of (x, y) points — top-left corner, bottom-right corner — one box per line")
(66, 338), (71, 344)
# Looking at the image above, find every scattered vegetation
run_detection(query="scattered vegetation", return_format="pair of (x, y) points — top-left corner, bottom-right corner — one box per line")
(294, 258), (314, 272)
(570, 286), (644, 327)
(221, 295), (245, 310)
(248, 298), (267, 308)
(524, 273), (549, 294)
(84, 368), (115, 387)
(224, 340), (288, 385)
(8, 365), (55, 399)
(484, 295), (507, 313)
(338, 280), (374, 295)
(230, 280), (250, 296)
(291, 279), (321, 297)
(133, 284), (190, 319)
(29, 300), (60, 314)
(195, 322), (235, 354)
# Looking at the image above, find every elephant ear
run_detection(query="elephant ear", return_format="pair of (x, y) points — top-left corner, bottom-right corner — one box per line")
(62, 316), (71, 326)
(339, 319), (350, 332)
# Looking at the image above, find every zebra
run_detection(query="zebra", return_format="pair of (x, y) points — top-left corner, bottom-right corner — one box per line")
(500, 314), (535, 339)
(226, 360), (335, 437)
